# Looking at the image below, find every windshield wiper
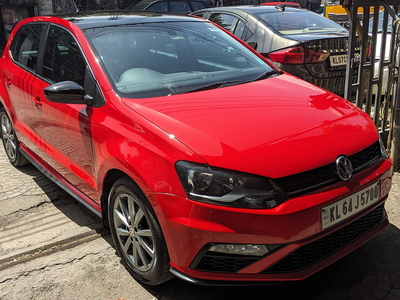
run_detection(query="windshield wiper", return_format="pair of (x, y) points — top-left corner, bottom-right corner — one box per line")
(253, 70), (283, 81)
(170, 80), (246, 95)
(168, 71), (282, 95)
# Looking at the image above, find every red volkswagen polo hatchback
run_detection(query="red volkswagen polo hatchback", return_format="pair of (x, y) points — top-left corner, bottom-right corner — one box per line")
(0, 12), (393, 286)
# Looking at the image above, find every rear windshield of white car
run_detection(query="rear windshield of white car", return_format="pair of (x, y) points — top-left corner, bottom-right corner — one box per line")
(255, 10), (347, 35)
(85, 21), (275, 98)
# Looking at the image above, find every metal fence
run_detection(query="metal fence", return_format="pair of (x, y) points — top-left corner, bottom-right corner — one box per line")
(341, 0), (400, 168)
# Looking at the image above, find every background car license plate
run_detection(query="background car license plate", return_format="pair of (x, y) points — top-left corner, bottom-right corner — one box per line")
(329, 54), (347, 66)
(321, 182), (380, 230)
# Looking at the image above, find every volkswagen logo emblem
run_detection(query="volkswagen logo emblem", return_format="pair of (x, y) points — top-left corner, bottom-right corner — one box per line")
(336, 156), (353, 181)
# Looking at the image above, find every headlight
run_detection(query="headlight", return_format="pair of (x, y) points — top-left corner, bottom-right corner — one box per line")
(175, 161), (287, 209)
(379, 136), (389, 159)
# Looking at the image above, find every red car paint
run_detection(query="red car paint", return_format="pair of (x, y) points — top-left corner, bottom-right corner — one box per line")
(0, 12), (392, 285)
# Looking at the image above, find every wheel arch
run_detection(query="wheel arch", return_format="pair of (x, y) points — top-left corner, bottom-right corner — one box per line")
(100, 168), (129, 230)
(100, 168), (164, 229)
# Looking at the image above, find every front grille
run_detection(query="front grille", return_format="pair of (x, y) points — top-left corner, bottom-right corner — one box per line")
(275, 141), (381, 197)
(262, 204), (385, 274)
(351, 141), (382, 170)
(193, 255), (260, 273)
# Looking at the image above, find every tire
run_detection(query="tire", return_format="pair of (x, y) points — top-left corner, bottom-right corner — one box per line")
(0, 108), (29, 167)
(108, 177), (173, 285)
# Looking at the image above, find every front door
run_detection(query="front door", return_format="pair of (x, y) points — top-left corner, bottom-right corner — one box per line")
(32, 25), (98, 202)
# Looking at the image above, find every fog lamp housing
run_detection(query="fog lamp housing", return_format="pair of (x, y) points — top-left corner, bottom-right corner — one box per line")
(208, 244), (269, 256)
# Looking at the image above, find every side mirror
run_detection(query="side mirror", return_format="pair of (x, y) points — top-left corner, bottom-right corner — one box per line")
(44, 81), (93, 105)
(248, 42), (258, 50)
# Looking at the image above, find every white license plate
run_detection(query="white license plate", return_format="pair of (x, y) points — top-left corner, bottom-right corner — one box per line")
(329, 54), (347, 66)
(321, 182), (380, 230)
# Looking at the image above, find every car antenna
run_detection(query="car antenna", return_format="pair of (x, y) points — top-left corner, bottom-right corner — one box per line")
(71, 0), (79, 12)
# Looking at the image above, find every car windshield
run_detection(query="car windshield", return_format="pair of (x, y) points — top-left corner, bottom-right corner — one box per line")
(85, 21), (275, 98)
(255, 10), (347, 35)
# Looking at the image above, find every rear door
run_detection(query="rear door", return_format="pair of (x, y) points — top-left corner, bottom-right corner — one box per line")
(4, 23), (46, 152)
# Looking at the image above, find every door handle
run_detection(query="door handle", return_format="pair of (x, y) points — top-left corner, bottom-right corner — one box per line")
(33, 96), (42, 109)
(5, 77), (11, 88)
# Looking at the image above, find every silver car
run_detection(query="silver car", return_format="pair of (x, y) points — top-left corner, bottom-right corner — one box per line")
(192, 5), (363, 98)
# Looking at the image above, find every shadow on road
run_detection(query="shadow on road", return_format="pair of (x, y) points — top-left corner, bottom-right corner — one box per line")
(143, 225), (400, 299)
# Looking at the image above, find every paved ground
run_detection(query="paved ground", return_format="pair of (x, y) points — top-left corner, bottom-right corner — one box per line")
(1, 146), (400, 300)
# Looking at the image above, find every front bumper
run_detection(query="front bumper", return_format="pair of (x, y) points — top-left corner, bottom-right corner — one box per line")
(148, 159), (392, 284)
(170, 204), (387, 285)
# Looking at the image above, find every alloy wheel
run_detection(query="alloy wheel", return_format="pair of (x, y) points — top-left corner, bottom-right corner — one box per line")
(1, 113), (17, 161)
(113, 193), (155, 272)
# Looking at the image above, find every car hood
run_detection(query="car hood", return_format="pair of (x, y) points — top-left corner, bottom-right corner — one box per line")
(121, 74), (378, 178)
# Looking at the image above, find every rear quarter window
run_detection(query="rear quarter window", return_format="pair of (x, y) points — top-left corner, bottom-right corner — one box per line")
(209, 13), (239, 33)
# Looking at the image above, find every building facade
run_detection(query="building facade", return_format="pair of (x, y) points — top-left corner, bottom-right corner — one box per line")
(0, 0), (129, 50)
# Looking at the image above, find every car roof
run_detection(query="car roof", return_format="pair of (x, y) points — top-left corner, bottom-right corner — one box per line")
(51, 11), (205, 30)
(260, 2), (301, 7)
(147, 0), (210, 3)
(194, 5), (305, 14)
(125, 0), (210, 10)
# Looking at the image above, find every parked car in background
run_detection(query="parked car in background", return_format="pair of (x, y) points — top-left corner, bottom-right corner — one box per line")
(192, 5), (361, 99)
(125, 0), (211, 13)
(0, 11), (392, 286)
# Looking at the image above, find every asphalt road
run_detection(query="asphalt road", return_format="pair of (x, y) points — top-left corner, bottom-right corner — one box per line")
(1, 146), (400, 300)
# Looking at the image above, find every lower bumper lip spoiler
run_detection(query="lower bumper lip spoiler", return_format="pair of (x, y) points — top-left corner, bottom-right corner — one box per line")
(169, 267), (282, 286)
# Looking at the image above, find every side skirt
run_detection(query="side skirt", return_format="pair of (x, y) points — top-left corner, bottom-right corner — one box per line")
(20, 148), (102, 218)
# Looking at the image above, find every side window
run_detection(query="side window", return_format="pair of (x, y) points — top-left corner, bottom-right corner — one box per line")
(233, 20), (250, 40)
(209, 13), (239, 33)
(190, 1), (207, 11)
(170, 1), (190, 13)
(10, 24), (46, 73)
(42, 26), (86, 87)
(146, 2), (168, 12)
